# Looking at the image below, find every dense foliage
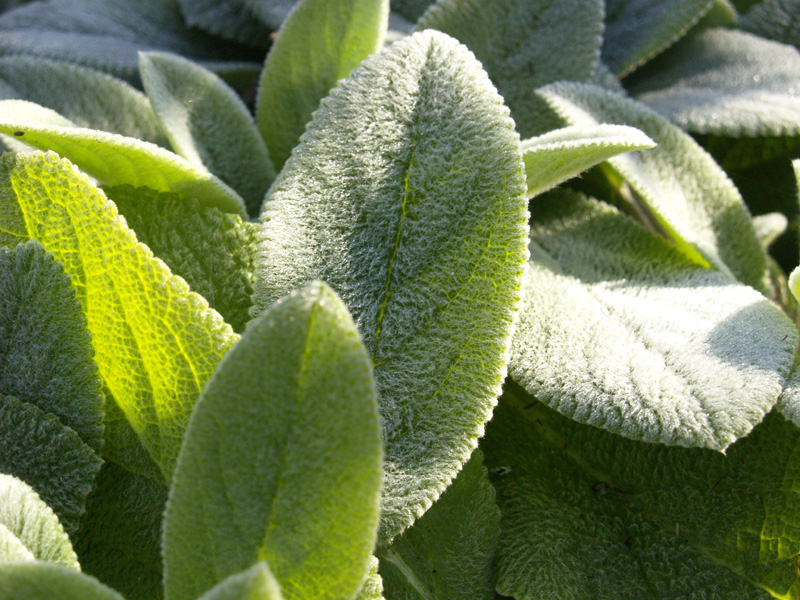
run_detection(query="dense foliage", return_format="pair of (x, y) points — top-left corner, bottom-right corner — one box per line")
(1, 0), (800, 598)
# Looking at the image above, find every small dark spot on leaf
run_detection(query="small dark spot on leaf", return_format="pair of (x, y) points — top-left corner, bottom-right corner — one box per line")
(13, 131), (24, 136)
(623, 537), (632, 548)
(491, 466), (513, 477)
(592, 481), (610, 495)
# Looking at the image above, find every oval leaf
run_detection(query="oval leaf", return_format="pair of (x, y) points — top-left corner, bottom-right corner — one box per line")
(140, 51), (275, 217)
(629, 29), (800, 139)
(0, 150), (238, 480)
(0, 99), (246, 215)
(538, 81), (769, 293)
(512, 190), (797, 450)
(521, 124), (655, 198)
(163, 281), (383, 600)
(177, 0), (272, 48)
(416, 0), (604, 139)
(0, 474), (78, 568)
(0, 56), (166, 145)
(197, 563), (284, 600)
(0, 240), (104, 451)
(739, 0), (800, 49)
(253, 30), (529, 541)
(0, 394), (103, 537)
(255, 0), (389, 172)
(0, 562), (126, 600)
(603, 0), (714, 76)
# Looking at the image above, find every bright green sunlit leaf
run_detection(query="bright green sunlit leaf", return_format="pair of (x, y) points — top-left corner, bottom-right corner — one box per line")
(0, 562), (126, 600)
(196, 563), (284, 600)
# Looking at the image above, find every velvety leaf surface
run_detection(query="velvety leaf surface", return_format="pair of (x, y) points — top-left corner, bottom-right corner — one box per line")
(416, 0), (604, 139)
(511, 191), (797, 449)
(243, 0), (299, 28)
(140, 52), (275, 217)
(253, 30), (528, 541)
(0, 100), (246, 215)
(255, 0), (389, 172)
(0, 151), (239, 481)
(0, 395), (102, 537)
(177, 0), (272, 48)
(0, 56), (166, 145)
(377, 450), (500, 600)
(629, 29), (800, 138)
(753, 212), (789, 249)
(0, 240), (104, 451)
(739, 0), (800, 48)
(74, 462), (167, 600)
(0, 0), (262, 84)
(538, 82), (769, 293)
(356, 557), (385, 600)
(0, 474), (78, 568)
(163, 282), (383, 600)
(482, 385), (787, 600)
(392, 0), (433, 21)
(196, 563), (284, 600)
(0, 524), (33, 562)
(521, 124), (655, 198)
(107, 185), (258, 333)
(602, 0), (714, 76)
(0, 562), (127, 600)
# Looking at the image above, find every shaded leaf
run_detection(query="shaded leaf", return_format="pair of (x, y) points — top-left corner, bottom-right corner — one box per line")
(197, 563), (284, 600)
(0, 151), (238, 481)
(107, 185), (258, 333)
(163, 282), (383, 600)
(739, 0), (800, 49)
(377, 450), (500, 600)
(0, 474), (78, 568)
(416, 0), (604, 139)
(253, 30), (528, 541)
(482, 385), (786, 600)
(74, 462), (167, 600)
(0, 562), (126, 600)
(0, 0), (262, 85)
(538, 82), (769, 292)
(0, 56), (166, 145)
(392, 0), (433, 21)
(255, 0), (389, 172)
(521, 124), (655, 198)
(140, 51), (275, 217)
(242, 0), (299, 28)
(629, 29), (800, 139)
(603, 0), (714, 76)
(0, 100), (246, 215)
(0, 394), (103, 537)
(177, 0), (272, 48)
(511, 190), (797, 449)
(0, 240), (104, 451)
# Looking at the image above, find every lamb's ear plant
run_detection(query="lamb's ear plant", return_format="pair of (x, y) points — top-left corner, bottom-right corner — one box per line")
(2, 0), (800, 599)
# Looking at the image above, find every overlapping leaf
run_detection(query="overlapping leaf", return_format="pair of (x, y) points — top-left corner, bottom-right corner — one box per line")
(0, 0), (262, 84)
(416, 0), (603, 139)
(196, 563), (284, 600)
(254, 30), (528, 541)
(538, 81), (770, 292)
(243, 0), (299, 28)
(377, 450), (500, 600)
(255, 0), (389, 172)
(0, 56), (165, 144)
(0, 151), (239, 480)
(0, 563), (127, 600)
(739, 0), (800, 49)
(140, 52), (275, 216)
(177, 0), (272, 48)
(74, 462), (168, 600)
(521, 125), (655, 198)
(0, 474), (78, 568)
(602, 0), (714, 76)
(356, 557), (385, 600)
(511, 190), (797, 449)
(107, 185), (258, 333)
(0, 240), (104, 451)
(0, 100), (246, 215)
(164, 282), (383, 600)
(629, 29), (800, 139)
(482, 385), (792, 599)
(0, 395), (102, 536)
